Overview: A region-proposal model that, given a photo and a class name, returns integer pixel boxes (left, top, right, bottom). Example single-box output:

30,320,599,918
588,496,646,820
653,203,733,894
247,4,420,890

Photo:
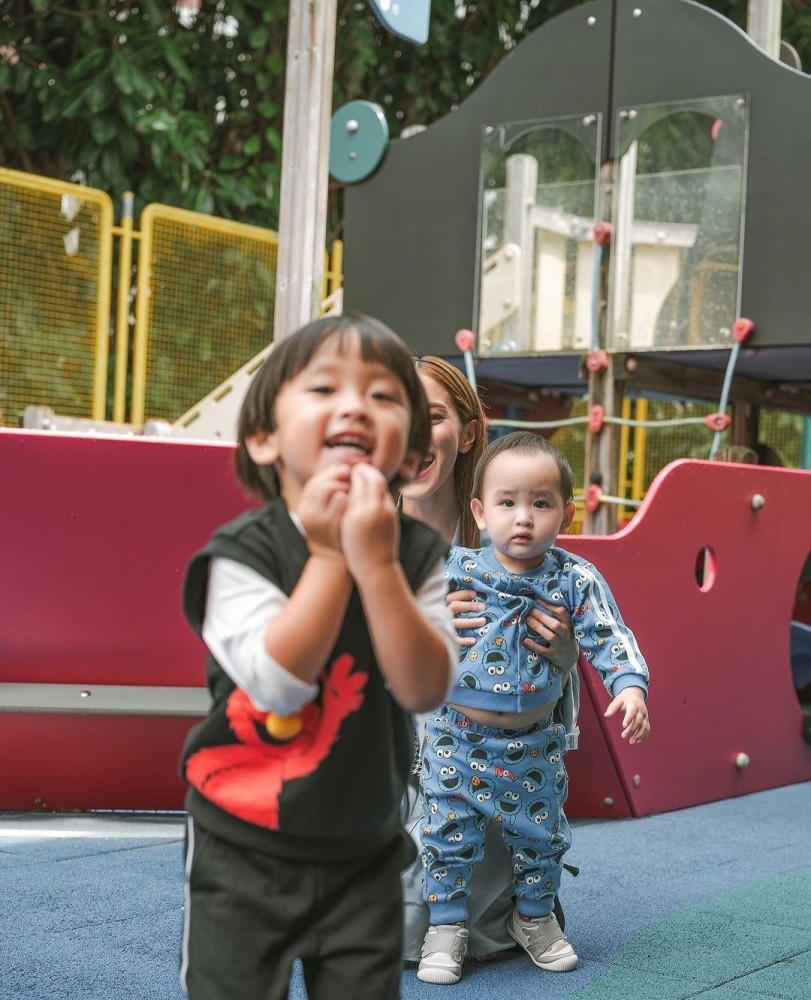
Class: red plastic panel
0,430,250,811
1,713,193,811
2,434,810,816
565,658,633,819
564,459,811,817
0,430,248,687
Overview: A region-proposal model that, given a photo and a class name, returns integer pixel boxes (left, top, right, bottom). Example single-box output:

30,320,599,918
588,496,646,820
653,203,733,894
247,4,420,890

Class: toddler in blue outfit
417,431,651,985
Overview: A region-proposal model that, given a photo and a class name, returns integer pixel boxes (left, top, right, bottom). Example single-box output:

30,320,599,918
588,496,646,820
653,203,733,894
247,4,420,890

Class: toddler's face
471,450,575,573
246,333,416,509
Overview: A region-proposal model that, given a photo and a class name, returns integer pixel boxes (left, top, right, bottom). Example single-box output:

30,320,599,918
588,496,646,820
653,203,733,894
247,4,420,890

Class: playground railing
0,167,344,430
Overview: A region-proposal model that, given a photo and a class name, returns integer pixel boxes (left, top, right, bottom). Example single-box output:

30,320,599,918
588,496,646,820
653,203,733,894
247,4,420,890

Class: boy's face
245,334,418,510
471,449,575,573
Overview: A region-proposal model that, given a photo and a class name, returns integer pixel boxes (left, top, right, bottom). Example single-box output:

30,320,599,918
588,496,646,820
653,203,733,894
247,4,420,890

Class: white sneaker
507,909,579,971
417,924,469,985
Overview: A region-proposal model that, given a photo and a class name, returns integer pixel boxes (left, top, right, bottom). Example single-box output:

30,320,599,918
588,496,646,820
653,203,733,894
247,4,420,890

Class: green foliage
1,1,809,232
0,0,574,230
0,0,287,226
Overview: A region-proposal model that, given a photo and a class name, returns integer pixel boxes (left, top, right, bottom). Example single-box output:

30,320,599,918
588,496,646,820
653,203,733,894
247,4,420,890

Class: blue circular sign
329,101,389,184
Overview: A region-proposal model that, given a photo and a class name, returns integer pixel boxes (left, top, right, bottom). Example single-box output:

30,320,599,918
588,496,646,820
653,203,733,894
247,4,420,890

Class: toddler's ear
470,497,487,532
245,431,280,466
559,501,577,535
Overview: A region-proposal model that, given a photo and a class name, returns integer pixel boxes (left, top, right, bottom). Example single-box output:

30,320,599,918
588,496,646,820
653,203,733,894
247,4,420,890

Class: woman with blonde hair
399,356,578,966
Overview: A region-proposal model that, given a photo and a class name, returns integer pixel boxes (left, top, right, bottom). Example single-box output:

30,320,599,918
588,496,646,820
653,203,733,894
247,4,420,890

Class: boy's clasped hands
298,461,400,572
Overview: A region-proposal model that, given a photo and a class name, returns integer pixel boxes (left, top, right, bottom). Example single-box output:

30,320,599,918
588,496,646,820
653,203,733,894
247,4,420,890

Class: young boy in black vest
179,312,458,1000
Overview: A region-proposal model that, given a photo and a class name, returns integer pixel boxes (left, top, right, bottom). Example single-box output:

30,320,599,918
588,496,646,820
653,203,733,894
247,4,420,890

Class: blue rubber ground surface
1,783,809,1000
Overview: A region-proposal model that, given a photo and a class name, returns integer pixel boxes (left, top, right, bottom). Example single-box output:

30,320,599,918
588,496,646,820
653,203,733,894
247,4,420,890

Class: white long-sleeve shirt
203,555,459,715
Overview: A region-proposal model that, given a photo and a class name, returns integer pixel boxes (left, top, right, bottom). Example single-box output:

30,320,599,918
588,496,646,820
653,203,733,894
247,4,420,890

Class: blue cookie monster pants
419,704,571,924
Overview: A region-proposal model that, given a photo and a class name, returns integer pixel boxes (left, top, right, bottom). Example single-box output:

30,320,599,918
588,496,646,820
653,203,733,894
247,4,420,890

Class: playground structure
343,0,811,527
2,432,809,817
2,0,811,814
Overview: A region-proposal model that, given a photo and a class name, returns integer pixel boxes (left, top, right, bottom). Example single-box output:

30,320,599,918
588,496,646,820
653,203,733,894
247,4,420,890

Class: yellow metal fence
0,168,113,423
0,167,343,428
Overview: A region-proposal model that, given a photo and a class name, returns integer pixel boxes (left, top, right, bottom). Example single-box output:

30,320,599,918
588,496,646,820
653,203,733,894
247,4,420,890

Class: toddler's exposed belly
448,699,557,729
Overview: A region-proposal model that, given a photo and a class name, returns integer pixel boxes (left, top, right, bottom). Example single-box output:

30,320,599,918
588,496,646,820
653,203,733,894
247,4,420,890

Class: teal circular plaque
329,101,389,184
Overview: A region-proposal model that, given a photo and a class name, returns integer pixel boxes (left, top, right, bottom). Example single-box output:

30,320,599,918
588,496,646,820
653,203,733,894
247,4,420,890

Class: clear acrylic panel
608,94,749,352
476,114,602,357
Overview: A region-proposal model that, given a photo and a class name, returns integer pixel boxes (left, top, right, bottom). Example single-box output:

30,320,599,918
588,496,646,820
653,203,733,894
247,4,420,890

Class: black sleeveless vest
180,498,447,861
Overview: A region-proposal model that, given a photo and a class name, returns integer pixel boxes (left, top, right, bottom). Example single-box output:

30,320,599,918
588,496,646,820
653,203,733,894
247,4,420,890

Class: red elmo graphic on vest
185,653,366,828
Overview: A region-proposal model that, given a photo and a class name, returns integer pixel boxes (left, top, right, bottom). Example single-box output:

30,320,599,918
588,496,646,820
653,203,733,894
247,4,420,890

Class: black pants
181,818,407,1000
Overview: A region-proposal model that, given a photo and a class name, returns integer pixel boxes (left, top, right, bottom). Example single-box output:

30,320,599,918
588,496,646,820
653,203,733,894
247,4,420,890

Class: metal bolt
633,7,642,17
735,752,750,769
80,690,92,698
346,118,359,133
587,16,596,26
633,774,641,787
751,494,765,511
603,797,614,807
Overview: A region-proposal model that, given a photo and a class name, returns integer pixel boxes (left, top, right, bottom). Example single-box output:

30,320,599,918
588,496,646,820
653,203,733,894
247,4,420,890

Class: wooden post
273,0,338,341
747,0,782,59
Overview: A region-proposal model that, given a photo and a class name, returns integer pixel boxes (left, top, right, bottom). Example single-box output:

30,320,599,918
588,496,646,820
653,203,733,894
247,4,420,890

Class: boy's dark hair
472,431,574,505
236,311,431,499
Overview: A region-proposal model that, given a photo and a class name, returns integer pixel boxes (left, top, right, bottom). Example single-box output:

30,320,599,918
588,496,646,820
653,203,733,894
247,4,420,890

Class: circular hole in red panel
694,545,716,592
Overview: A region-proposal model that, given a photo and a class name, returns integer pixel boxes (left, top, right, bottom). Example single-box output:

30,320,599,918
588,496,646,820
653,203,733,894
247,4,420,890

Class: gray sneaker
507,909,579,971
417,924,469,985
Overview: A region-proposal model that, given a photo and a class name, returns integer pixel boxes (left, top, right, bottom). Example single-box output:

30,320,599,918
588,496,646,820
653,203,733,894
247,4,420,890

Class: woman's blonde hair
415,356,487,547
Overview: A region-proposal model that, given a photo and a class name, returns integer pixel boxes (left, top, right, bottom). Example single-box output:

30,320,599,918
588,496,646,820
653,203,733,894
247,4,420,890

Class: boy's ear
244,431,279,466
458,419,479,455
559,501,577,535
470,497,487,531
398,448,422,484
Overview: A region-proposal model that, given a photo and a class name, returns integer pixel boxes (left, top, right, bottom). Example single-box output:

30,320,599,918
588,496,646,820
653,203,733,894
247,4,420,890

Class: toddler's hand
604,686,650,744
299,464,350,559
341,463,398,576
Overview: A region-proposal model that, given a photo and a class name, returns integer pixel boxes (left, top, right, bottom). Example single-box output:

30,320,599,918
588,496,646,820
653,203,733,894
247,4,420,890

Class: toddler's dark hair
472,431,574,505
236,312,431,499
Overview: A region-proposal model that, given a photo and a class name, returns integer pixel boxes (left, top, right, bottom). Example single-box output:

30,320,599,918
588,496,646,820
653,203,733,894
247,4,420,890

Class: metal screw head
346,118,359,133
603,796,614,807
751,493,766,511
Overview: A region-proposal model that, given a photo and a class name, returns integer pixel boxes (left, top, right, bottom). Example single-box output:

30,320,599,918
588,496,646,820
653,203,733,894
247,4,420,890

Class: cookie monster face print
504,738,529,766
542,728,565,766
437,763,463,791
469,775,495,803
526,797,551,826
434,732,460,759
495,789,522,824
521,767,547,794
467,745,493,772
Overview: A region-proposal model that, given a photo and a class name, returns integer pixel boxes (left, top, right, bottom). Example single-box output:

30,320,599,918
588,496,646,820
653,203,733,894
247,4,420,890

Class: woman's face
400,373,475,503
